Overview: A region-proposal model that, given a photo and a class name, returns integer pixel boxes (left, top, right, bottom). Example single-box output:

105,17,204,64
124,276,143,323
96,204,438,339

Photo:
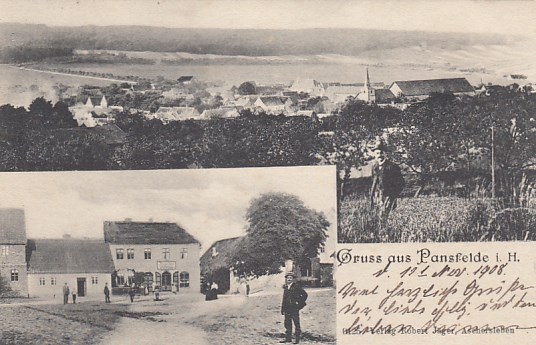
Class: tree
237,81,257,95
232,193,329,277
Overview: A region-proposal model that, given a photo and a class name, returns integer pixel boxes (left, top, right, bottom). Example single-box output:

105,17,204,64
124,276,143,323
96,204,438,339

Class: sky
0,0,535,36
0,166,336,252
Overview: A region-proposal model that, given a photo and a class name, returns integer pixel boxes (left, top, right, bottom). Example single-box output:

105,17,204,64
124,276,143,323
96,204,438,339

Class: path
9,65,137,85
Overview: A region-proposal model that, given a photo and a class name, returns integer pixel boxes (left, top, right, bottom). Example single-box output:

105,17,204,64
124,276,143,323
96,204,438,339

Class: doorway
77,278,86,297
161,271,171,291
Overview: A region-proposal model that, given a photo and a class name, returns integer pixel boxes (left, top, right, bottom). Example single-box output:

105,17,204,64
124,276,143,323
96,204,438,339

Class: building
0,209,28,297
26,239,114,299
253,96,293,114
356,68,376,104
201,108,240,120
289,79,325,97
104,221,201,293
151,107,201,123
200,235,333,295
389,78,475,100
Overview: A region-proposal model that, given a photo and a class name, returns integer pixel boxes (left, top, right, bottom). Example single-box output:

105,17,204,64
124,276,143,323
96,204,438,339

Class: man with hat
370,137,405,219
280,272,308,344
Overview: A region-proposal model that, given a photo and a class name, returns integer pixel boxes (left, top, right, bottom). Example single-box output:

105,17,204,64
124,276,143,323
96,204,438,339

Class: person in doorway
72,288,77,304
211,281,219,300
280,272,308,344
370,138,405,219
104,283,110,303
62,283,70,305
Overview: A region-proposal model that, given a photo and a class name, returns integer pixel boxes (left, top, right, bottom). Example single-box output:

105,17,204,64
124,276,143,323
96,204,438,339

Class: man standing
104,283,110,303
370,139,405,219
72,288,77,304
62,283,70,305
280,272,308,344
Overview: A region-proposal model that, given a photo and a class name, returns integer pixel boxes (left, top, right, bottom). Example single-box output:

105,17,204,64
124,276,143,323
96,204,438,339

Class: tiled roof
200,236,243,275
0,209,26,244
375,89,396,102
178,76,194,83
258,96,285,107
104,221,200,245
391,78,474,96
27,239,115,274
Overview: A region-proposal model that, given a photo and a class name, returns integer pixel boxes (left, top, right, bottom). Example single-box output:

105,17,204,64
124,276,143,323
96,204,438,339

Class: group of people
61,283,77,304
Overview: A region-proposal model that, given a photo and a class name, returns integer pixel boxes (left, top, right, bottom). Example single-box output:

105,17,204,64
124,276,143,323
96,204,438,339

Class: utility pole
491,125,496,200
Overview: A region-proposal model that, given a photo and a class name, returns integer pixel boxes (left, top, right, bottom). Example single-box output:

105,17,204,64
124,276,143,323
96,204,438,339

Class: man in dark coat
104,283,110,303
280,272,308,344
62,283,70,305
370,139,405,219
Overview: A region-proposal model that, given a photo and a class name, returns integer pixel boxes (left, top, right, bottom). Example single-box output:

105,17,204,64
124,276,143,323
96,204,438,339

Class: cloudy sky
0,0,534,36
0,166,336,251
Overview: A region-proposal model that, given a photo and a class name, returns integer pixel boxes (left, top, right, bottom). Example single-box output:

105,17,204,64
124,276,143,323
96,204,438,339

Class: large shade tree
232,193,329,277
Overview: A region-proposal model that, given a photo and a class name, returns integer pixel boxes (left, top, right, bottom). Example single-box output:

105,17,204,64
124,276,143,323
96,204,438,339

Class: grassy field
0,301,129,344
339,195,536,243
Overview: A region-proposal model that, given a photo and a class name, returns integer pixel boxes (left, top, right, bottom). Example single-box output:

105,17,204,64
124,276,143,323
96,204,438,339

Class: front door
77,278,86,297
161,271,171,291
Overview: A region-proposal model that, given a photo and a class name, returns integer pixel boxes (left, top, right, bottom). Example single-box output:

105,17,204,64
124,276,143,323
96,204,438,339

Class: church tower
364,67,376,103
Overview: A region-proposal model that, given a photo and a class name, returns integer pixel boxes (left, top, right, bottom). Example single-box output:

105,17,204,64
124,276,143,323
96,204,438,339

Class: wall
108,243,201,293
28,273,112,300
0,244,28,296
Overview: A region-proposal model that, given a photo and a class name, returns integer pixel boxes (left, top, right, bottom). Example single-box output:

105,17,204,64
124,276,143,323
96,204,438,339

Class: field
1,288,335,345
339,195,536,243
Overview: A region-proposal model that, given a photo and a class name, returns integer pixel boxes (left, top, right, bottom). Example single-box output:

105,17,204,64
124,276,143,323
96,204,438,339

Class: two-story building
0,209,28,296
104,221,201,293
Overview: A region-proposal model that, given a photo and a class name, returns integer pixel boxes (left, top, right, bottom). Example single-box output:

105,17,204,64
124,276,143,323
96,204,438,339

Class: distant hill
0,23,521,58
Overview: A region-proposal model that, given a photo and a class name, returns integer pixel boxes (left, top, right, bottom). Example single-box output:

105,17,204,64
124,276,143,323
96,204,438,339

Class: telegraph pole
491,125,496,200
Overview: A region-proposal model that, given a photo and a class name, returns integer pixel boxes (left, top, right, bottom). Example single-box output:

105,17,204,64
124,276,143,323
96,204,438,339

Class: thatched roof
200,236,243,275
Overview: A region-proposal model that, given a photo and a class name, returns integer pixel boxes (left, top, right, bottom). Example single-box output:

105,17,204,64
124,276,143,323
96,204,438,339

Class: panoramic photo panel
0,166,337,344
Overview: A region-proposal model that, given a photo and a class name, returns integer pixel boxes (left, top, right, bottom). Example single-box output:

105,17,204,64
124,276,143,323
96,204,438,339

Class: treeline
0,46,73,63
1,87,535,206
0,23,518,58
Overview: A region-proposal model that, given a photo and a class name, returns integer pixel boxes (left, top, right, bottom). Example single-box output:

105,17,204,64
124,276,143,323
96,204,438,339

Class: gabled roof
257,96,286,107
375,88,396,102
200,236,243,275
0,208,26,244
104,221,200,245
390,78,474,96
177,76,194,83
26,239,115,274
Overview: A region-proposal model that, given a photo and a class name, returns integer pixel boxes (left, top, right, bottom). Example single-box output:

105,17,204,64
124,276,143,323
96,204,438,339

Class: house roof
26,239,115,274
201,108,239,119
200,236,244,275
257,96,286,107
290,79,324,91
0,208,26,244
375,88,396,103
178,76,194,83
104,221,200,245
155,107,201,121
390,78,474,96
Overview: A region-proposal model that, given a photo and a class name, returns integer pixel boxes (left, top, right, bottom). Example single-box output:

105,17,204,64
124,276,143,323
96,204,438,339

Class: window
116,248,124,260
179,271,189,288
11,269,18,282
155,272,161,287
51,277,57,285
319,245,325,253
92,276,98,285
127,248,134,259
163,248,170,259
116,274,126,286
39,277,46,286
181,248,188,259
144,248,151,260
1,245,8,256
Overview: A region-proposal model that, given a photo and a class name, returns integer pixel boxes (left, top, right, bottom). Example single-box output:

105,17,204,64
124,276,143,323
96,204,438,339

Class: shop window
116,248,124,260
179,271,189,288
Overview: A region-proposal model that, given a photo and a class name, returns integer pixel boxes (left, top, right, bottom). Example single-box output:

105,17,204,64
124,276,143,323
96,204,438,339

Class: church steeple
363,67,375,103
365,67,371,88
